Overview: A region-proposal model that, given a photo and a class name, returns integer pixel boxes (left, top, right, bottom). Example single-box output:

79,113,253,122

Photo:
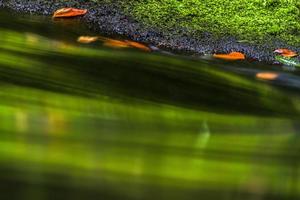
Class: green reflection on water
0,9,300,200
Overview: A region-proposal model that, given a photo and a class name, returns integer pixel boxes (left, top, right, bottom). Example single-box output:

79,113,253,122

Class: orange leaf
213,52,245,60
53,8,87,18
256,72,279,80
103,39,130,48
77,36,98,44
274,48,297,58
125,40,151,52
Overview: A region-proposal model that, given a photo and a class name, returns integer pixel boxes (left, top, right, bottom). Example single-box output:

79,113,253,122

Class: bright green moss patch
115,0,300,44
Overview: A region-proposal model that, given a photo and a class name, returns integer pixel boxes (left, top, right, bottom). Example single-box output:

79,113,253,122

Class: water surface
0,9,300,200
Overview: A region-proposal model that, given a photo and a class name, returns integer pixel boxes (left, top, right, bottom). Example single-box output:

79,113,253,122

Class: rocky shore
1,0,299,64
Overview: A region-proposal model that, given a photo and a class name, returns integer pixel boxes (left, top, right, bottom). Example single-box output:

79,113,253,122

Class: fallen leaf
256,72,279,80
53,8,87,18
97,36,111,42
213,52,245,60
125,40,151,52
274,48,297,58
97,36,151,51
77,36,98,43
103,39,130,48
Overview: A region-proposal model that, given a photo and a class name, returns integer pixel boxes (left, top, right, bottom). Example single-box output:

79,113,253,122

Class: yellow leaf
77,36,98,44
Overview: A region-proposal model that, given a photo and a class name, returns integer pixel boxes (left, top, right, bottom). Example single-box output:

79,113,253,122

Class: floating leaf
53,8,87,18
256,72,279,80
275,55,300,67
125,40,151,52
213,52,245,60
77,36,98,44
274,48,297,58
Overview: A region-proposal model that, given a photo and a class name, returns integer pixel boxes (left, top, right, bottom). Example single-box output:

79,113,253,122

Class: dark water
1,9,300,200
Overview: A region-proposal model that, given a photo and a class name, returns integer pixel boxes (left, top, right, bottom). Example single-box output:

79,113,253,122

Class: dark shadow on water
0,47,298,117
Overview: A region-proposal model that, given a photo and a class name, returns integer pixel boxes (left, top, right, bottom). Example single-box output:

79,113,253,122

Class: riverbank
1,0,299,64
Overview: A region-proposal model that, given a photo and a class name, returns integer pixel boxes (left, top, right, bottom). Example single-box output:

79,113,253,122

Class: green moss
111,0,300,45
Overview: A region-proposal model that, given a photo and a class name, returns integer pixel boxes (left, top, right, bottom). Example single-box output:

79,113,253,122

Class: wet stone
1,0,299,64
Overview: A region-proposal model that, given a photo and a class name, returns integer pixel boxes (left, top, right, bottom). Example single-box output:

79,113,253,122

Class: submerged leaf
275,55,300,67
89,36,151,51
53,8,88,18
125,40,151,52
213,52,245,60
103,39,130,48
274,48,297,58
256,72,279,80
77,36,98,44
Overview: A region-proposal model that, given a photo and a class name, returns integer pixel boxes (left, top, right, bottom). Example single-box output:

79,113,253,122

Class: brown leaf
53,8,88,18
213,52,245,60
274,48,297,58
125,40,151,52
97,37,150,51
103,39,130,48
77,36,98,44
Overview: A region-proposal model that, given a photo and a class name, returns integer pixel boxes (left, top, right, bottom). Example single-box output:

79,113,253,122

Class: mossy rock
98,0,300,45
